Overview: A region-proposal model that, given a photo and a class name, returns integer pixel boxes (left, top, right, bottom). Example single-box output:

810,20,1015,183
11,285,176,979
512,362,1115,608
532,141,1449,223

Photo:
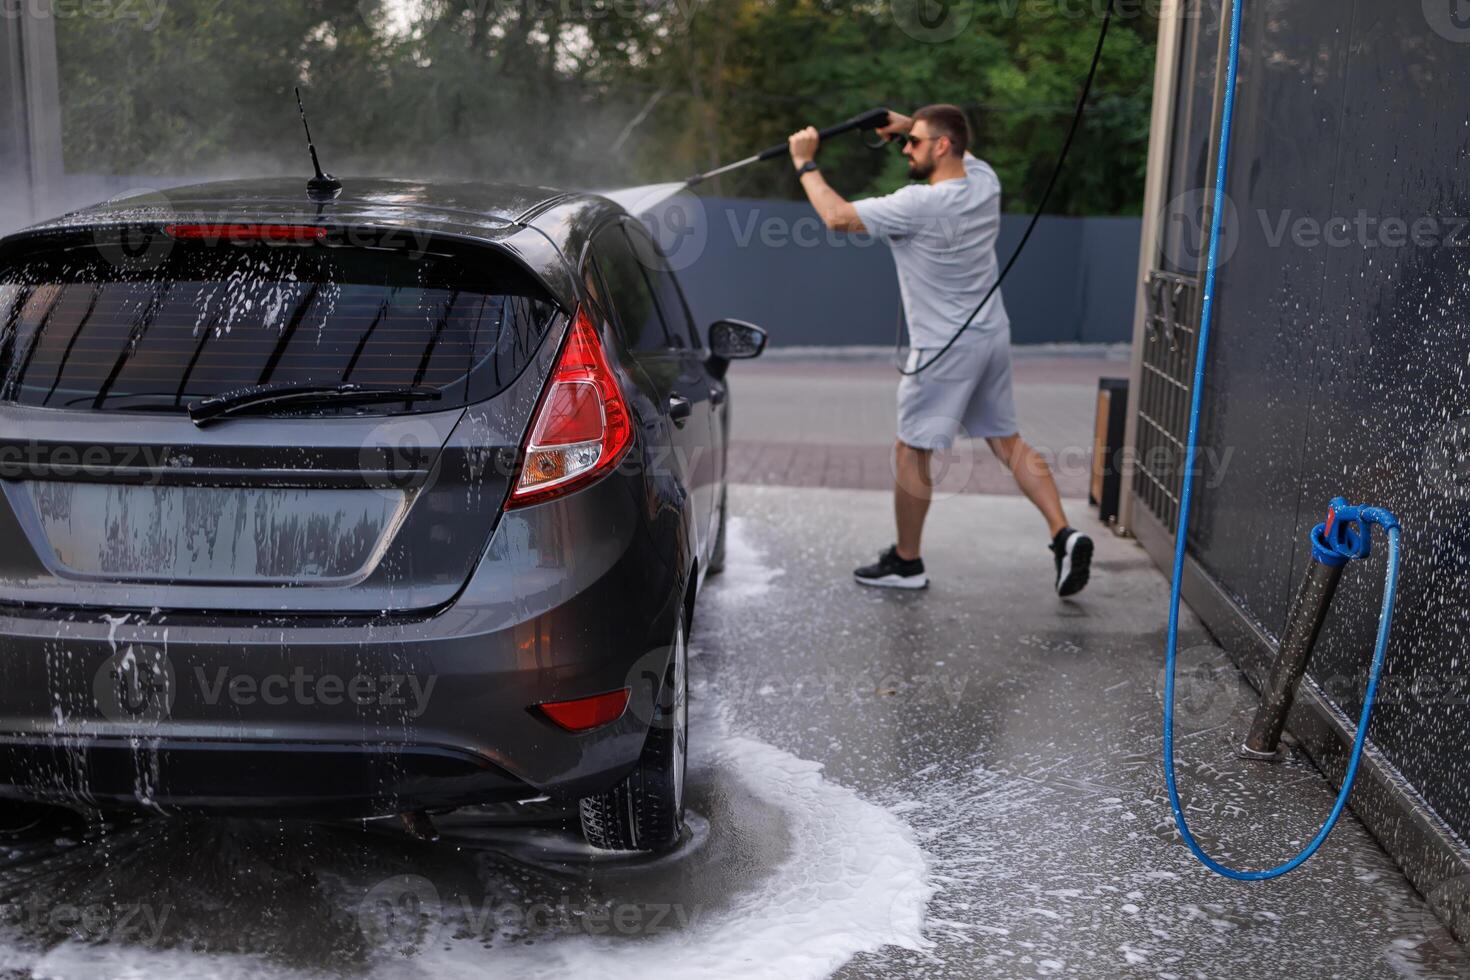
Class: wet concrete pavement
713,353,1466,976
710,487,1467,978
0,353,1461,977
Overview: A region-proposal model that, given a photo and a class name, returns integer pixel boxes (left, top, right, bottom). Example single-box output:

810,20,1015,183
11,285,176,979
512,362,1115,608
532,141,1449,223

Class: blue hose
1161,0,1404,880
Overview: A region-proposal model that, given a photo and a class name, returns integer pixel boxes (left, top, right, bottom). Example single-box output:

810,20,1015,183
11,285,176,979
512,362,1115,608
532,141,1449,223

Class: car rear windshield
0,239,561,415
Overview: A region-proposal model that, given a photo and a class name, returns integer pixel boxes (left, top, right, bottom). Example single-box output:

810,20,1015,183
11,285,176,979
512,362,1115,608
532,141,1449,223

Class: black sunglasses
901,134,943,148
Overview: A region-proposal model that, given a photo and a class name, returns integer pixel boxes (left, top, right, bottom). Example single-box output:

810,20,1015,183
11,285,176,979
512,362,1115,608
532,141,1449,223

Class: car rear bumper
0,735,538,815
0,473,687,816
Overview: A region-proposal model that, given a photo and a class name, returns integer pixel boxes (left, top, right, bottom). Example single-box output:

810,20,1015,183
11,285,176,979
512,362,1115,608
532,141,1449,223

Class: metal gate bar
1133,270,1200,531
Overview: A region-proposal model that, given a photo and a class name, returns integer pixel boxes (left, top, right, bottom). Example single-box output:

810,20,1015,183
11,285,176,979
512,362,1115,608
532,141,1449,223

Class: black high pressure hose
895,0,1116,376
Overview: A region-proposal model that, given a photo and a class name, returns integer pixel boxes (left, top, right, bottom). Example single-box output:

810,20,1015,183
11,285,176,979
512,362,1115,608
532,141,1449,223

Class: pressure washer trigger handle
841,107,893,133
755,108,895,163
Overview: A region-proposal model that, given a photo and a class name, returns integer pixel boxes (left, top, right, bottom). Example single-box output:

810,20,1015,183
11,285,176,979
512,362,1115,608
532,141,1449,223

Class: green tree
55,0,1156,215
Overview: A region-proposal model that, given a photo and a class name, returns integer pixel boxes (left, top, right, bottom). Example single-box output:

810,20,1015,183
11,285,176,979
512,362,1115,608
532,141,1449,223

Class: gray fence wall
673,197,1140,346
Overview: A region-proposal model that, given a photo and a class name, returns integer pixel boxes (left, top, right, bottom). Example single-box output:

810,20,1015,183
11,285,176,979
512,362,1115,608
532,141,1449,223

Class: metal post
1239,559,1344,760
1119,0,1187,536
0,0,63,233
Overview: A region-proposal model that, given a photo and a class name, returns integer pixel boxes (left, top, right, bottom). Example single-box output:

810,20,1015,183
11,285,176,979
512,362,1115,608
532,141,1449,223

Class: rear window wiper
187,383,443,427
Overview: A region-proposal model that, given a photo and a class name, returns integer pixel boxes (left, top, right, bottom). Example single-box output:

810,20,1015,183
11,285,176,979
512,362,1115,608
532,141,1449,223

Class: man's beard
907,158,934,181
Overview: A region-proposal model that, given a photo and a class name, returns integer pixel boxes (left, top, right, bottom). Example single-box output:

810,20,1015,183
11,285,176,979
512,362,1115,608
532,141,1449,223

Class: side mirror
708,319,768,361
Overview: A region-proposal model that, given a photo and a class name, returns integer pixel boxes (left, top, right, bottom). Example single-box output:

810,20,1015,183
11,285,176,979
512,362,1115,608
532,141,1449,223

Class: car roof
2,177,630,309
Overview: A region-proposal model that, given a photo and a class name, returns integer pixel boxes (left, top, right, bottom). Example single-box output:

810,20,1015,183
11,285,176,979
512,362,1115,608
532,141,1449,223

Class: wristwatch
795,160,820,177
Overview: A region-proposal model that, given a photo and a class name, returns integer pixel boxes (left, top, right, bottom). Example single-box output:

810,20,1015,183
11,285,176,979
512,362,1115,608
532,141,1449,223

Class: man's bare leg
894,439,933,560
987,434,1067,537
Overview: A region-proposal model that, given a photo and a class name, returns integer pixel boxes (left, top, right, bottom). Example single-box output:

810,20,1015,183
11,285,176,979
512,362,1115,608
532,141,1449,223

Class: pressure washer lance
682,108,893,187
1237,499,1399,763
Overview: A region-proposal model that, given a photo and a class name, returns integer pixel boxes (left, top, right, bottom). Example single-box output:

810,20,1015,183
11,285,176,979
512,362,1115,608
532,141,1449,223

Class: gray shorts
897,331,1018,450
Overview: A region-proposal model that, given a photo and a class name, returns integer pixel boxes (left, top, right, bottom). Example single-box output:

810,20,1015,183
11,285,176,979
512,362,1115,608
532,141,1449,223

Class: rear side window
626,226,700,350
591,225,671,354
0,241,560,414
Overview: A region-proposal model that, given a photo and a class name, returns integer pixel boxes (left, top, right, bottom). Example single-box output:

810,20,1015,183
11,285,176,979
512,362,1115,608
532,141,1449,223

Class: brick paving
726,350,1127,499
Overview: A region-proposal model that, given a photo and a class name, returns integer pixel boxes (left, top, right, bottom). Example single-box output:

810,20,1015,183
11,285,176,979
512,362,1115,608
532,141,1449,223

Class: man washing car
787,105,1093,596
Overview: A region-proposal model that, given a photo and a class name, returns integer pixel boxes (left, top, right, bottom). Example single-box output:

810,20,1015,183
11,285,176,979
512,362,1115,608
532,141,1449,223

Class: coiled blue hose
1161,0,1404,880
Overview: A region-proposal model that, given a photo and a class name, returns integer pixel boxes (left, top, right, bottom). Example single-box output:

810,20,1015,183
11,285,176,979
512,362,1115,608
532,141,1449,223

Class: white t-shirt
852,153,1009,350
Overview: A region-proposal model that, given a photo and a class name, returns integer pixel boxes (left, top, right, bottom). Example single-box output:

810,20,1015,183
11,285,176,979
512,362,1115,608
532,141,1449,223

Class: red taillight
536,688,631,732
162,223,328,243
530,380,604,446
507,307,633,507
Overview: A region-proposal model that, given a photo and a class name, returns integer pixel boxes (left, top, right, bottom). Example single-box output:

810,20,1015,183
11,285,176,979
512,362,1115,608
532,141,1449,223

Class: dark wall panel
1189,0,1355,640
644,197,1141,347
1289,0,1470,839
1190,0,1470,844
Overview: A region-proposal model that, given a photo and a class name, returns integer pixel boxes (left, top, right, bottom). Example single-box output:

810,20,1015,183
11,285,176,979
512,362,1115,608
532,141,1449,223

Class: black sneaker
854,546,929,590
1051,527,1093,596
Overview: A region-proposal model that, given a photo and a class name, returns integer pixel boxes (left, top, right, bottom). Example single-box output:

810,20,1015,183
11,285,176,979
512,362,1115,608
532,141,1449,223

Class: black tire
0,801,75,840
579,615,688,852
707,491,728,576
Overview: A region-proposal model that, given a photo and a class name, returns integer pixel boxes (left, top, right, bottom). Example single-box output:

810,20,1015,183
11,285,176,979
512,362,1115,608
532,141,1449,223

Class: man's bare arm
801,169,866,232
786,111,914,233
786,125,865,232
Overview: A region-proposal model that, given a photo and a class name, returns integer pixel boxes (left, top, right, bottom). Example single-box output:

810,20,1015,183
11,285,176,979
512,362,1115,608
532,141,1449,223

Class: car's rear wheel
579,614,688,852
0,801,76,840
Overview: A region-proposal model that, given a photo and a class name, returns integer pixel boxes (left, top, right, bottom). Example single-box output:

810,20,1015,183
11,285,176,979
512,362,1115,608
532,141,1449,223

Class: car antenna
294,86,342,202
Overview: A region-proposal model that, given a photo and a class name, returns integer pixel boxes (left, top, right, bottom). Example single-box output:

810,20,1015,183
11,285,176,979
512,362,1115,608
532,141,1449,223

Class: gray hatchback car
0,178,765,851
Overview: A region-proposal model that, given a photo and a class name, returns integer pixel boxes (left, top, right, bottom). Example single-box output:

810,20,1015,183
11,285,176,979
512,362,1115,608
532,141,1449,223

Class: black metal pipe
1239,558,1344,760
684,108,892,186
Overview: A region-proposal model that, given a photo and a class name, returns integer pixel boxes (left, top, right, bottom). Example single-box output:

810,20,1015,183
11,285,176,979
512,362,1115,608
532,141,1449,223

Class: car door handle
709,386,727,406
668,395,692,427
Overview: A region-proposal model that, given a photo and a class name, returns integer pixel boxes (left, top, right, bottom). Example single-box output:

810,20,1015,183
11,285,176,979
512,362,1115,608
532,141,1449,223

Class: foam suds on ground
391,730,931,980
712,517,786,601
0,520,930,980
